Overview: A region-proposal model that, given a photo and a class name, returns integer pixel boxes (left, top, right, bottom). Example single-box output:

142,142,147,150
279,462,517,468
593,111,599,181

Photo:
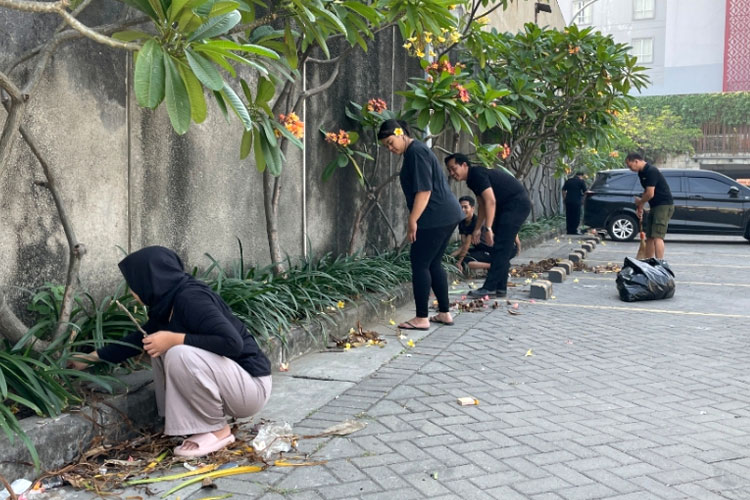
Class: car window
604,175,637,190
664,176,681,193
687,177,733,195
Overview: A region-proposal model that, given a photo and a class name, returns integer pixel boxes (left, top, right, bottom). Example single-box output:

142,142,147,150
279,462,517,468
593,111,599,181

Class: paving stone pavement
42,234,750,499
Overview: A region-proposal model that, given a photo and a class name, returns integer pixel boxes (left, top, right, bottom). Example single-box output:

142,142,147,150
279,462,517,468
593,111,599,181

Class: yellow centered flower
393,128,404,136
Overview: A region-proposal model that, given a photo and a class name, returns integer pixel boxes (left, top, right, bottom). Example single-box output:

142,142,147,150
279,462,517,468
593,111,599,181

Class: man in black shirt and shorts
445,153,531,298
625,153,674,260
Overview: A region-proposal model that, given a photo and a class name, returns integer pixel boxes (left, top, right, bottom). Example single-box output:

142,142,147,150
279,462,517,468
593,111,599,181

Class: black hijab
118,246,192,323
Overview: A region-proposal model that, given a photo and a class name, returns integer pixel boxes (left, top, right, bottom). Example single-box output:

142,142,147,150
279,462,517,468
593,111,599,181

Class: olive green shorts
644,204,674,239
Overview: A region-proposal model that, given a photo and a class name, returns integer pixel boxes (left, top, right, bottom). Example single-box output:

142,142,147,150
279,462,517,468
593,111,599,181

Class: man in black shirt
625,153,675,259
445,153,531,298
562,172,587,234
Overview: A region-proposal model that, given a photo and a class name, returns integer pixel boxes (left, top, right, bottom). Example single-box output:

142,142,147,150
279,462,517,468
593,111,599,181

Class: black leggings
410,223,457,318
483,200,532,292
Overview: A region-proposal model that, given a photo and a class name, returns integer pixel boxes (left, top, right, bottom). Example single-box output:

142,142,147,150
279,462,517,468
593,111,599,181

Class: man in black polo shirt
445,153,531,298
562,172,587,234
625,153,674,259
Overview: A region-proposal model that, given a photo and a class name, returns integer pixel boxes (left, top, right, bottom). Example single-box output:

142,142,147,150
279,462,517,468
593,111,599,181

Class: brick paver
57,235,750,499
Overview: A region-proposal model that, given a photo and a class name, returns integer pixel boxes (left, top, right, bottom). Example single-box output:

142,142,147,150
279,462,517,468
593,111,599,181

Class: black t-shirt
457,215,494,253
638,163,673,207
466,166,529,211
400,140,463,229
562,176,587,204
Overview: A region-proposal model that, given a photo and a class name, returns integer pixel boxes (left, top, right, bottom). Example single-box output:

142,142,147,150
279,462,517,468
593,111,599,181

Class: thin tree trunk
20,124,86,342
263,169,283,274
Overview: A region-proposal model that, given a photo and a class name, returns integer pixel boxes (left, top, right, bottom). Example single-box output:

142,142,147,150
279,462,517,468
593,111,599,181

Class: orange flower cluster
609,151,619,158
498,143,511,160
427,60,465,76
568,45,580,55
279,112,304,139
366,98,388,113
451,82,470,103
324,129,351,147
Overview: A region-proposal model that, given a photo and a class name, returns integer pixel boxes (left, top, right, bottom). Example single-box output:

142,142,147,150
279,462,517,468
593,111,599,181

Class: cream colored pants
151,345,272,436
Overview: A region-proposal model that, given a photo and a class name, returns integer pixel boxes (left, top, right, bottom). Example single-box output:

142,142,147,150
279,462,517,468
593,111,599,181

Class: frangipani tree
459,23,650,180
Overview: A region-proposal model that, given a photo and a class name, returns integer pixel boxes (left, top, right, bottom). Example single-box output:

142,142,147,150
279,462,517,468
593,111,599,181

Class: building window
631,37,653,63
633,0,655,20
572,0,592,25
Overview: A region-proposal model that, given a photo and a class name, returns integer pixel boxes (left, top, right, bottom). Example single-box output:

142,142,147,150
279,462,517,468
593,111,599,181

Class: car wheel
607,214,637,242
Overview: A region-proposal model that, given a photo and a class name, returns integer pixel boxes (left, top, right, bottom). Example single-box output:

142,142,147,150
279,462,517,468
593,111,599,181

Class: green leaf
168,0,192,21
199,40,280,60
193,47,237,77
321,157,338,181
187,10,241,41
178,62,207,123
209,1,240,17
221,83,253,131
212,90,229,122
112,30,152,42
253,127,266,172
255,77,275,105
133,39,165,108
240,129,253,159
185,49,224,91
163,55,191,134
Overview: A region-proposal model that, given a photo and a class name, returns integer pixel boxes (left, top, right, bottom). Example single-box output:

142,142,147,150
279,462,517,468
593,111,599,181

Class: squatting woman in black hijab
71,246,271,457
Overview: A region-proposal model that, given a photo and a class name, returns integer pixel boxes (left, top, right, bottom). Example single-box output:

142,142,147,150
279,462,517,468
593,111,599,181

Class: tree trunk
263,169,284,275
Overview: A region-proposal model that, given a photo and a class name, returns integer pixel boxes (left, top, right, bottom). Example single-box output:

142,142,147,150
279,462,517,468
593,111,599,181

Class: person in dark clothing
378,119,464,329
562,172,587,234
451,195,520,274
70,246,272,457
626,153,674,259
445,153,531,298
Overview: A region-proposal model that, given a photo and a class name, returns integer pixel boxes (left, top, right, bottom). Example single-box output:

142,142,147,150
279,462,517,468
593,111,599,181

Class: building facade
557,0,745,96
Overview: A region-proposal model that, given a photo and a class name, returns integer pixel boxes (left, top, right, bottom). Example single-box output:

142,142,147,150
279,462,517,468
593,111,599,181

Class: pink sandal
174,432,235,457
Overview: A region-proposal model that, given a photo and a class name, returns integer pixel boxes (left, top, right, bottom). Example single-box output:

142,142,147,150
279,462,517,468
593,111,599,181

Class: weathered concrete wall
0,3,563,314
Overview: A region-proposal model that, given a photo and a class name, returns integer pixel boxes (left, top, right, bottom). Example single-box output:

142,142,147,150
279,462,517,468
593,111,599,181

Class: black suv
584,169,750,241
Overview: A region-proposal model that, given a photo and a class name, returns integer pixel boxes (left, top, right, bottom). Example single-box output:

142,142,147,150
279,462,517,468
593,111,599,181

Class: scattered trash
162,466,263,498
0,478,32,500
508,308,522,316
274,459,327,467
525,349,534,357
457,397,479,406
305,419,367,438
431,471,439,480
252,422,295,460
279,362,289,372
333,321,386,349
510,259,558,278
573,278,579,283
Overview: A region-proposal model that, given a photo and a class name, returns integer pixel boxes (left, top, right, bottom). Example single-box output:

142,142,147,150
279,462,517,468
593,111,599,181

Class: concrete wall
0,3,561,312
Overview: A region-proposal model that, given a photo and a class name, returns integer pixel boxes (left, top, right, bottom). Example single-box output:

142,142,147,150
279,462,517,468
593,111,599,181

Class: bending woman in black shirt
71,246,272,457
378,120,464,329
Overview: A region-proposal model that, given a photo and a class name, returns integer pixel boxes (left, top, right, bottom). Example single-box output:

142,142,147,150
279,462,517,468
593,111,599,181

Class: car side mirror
729,185,740,197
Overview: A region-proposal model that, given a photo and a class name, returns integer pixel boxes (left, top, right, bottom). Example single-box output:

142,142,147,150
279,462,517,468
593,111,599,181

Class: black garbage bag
616,257,675,302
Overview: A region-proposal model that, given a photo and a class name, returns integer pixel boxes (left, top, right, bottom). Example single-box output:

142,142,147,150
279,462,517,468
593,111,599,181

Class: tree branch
0,0,140,51
0,71,26,174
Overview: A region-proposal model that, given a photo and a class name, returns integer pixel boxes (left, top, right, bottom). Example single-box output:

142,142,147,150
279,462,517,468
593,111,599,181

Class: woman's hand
407,218,418,243
68,352,99,370
143,331,185,358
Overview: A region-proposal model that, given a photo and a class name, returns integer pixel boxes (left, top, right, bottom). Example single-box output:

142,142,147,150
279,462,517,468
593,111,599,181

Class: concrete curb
1,225,565,482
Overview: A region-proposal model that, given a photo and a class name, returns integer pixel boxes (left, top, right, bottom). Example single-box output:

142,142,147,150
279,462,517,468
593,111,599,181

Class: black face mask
118,246,190,322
